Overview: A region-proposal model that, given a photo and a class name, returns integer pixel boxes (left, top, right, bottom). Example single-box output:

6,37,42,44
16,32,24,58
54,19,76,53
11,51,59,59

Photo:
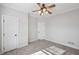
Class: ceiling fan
32,3,56,15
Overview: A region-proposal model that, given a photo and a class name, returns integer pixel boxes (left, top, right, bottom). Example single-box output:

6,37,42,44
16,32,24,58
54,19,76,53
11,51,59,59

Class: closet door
2,15,18,52
37,22,46,40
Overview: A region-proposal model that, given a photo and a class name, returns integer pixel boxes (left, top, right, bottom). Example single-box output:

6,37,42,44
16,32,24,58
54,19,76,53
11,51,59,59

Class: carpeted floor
2,39,79,55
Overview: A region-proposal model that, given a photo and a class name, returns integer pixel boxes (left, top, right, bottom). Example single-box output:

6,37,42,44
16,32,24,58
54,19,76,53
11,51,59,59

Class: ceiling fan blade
37,3,41,7
48,4,56,8
32,9,41,12
47,10,52,14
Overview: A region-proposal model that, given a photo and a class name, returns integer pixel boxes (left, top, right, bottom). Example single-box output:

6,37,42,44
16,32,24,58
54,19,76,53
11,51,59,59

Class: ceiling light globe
41,13,44,15
45,11,48,14
38,11,41,13
43,8,46,12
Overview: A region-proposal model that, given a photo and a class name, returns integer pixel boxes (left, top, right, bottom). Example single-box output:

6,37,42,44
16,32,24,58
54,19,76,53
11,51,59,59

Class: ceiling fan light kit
45,11,48,14
33,3,56,16
39,9,48,15
43,8,46,12
38,10,41,13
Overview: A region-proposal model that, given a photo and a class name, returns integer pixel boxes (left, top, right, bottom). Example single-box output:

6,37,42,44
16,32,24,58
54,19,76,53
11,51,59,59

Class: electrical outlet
68,41,75,45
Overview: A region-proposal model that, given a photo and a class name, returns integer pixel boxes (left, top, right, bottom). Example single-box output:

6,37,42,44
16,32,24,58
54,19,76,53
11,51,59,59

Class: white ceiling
1,3,79,17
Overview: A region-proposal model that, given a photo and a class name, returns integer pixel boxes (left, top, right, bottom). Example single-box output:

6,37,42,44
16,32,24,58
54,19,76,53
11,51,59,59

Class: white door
37,22,45,39
2,15,18,52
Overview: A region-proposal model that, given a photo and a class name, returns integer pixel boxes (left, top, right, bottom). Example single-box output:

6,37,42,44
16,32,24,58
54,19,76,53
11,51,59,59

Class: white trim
1,15,4,53
16,16,19,49
45,39,79,50
29,39,38,43
49,7,79,18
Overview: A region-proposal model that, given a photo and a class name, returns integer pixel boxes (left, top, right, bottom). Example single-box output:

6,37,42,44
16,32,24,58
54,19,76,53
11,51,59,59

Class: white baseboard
45,39,79,50
29,39,39,42
18,43,28,48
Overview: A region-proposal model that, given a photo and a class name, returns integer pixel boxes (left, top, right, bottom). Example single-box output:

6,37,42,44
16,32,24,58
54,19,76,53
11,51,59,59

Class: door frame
1,15,4,53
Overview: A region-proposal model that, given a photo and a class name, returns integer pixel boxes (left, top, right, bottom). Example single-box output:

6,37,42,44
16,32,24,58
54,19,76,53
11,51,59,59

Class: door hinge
3,33,5,36
3,19,5,23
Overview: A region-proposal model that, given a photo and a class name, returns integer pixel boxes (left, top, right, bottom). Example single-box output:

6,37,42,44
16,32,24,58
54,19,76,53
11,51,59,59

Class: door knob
14,34,17,36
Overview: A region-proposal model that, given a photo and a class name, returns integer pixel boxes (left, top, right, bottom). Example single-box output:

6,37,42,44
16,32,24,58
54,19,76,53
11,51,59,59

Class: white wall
28,15,46,42
28,15,37,42
18,15,28,48
0,14,2,50
46,8,79,49
0,5,28,49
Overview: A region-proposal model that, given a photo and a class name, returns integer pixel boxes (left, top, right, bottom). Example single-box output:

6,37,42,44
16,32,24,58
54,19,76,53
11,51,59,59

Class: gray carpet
2,39,79,55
